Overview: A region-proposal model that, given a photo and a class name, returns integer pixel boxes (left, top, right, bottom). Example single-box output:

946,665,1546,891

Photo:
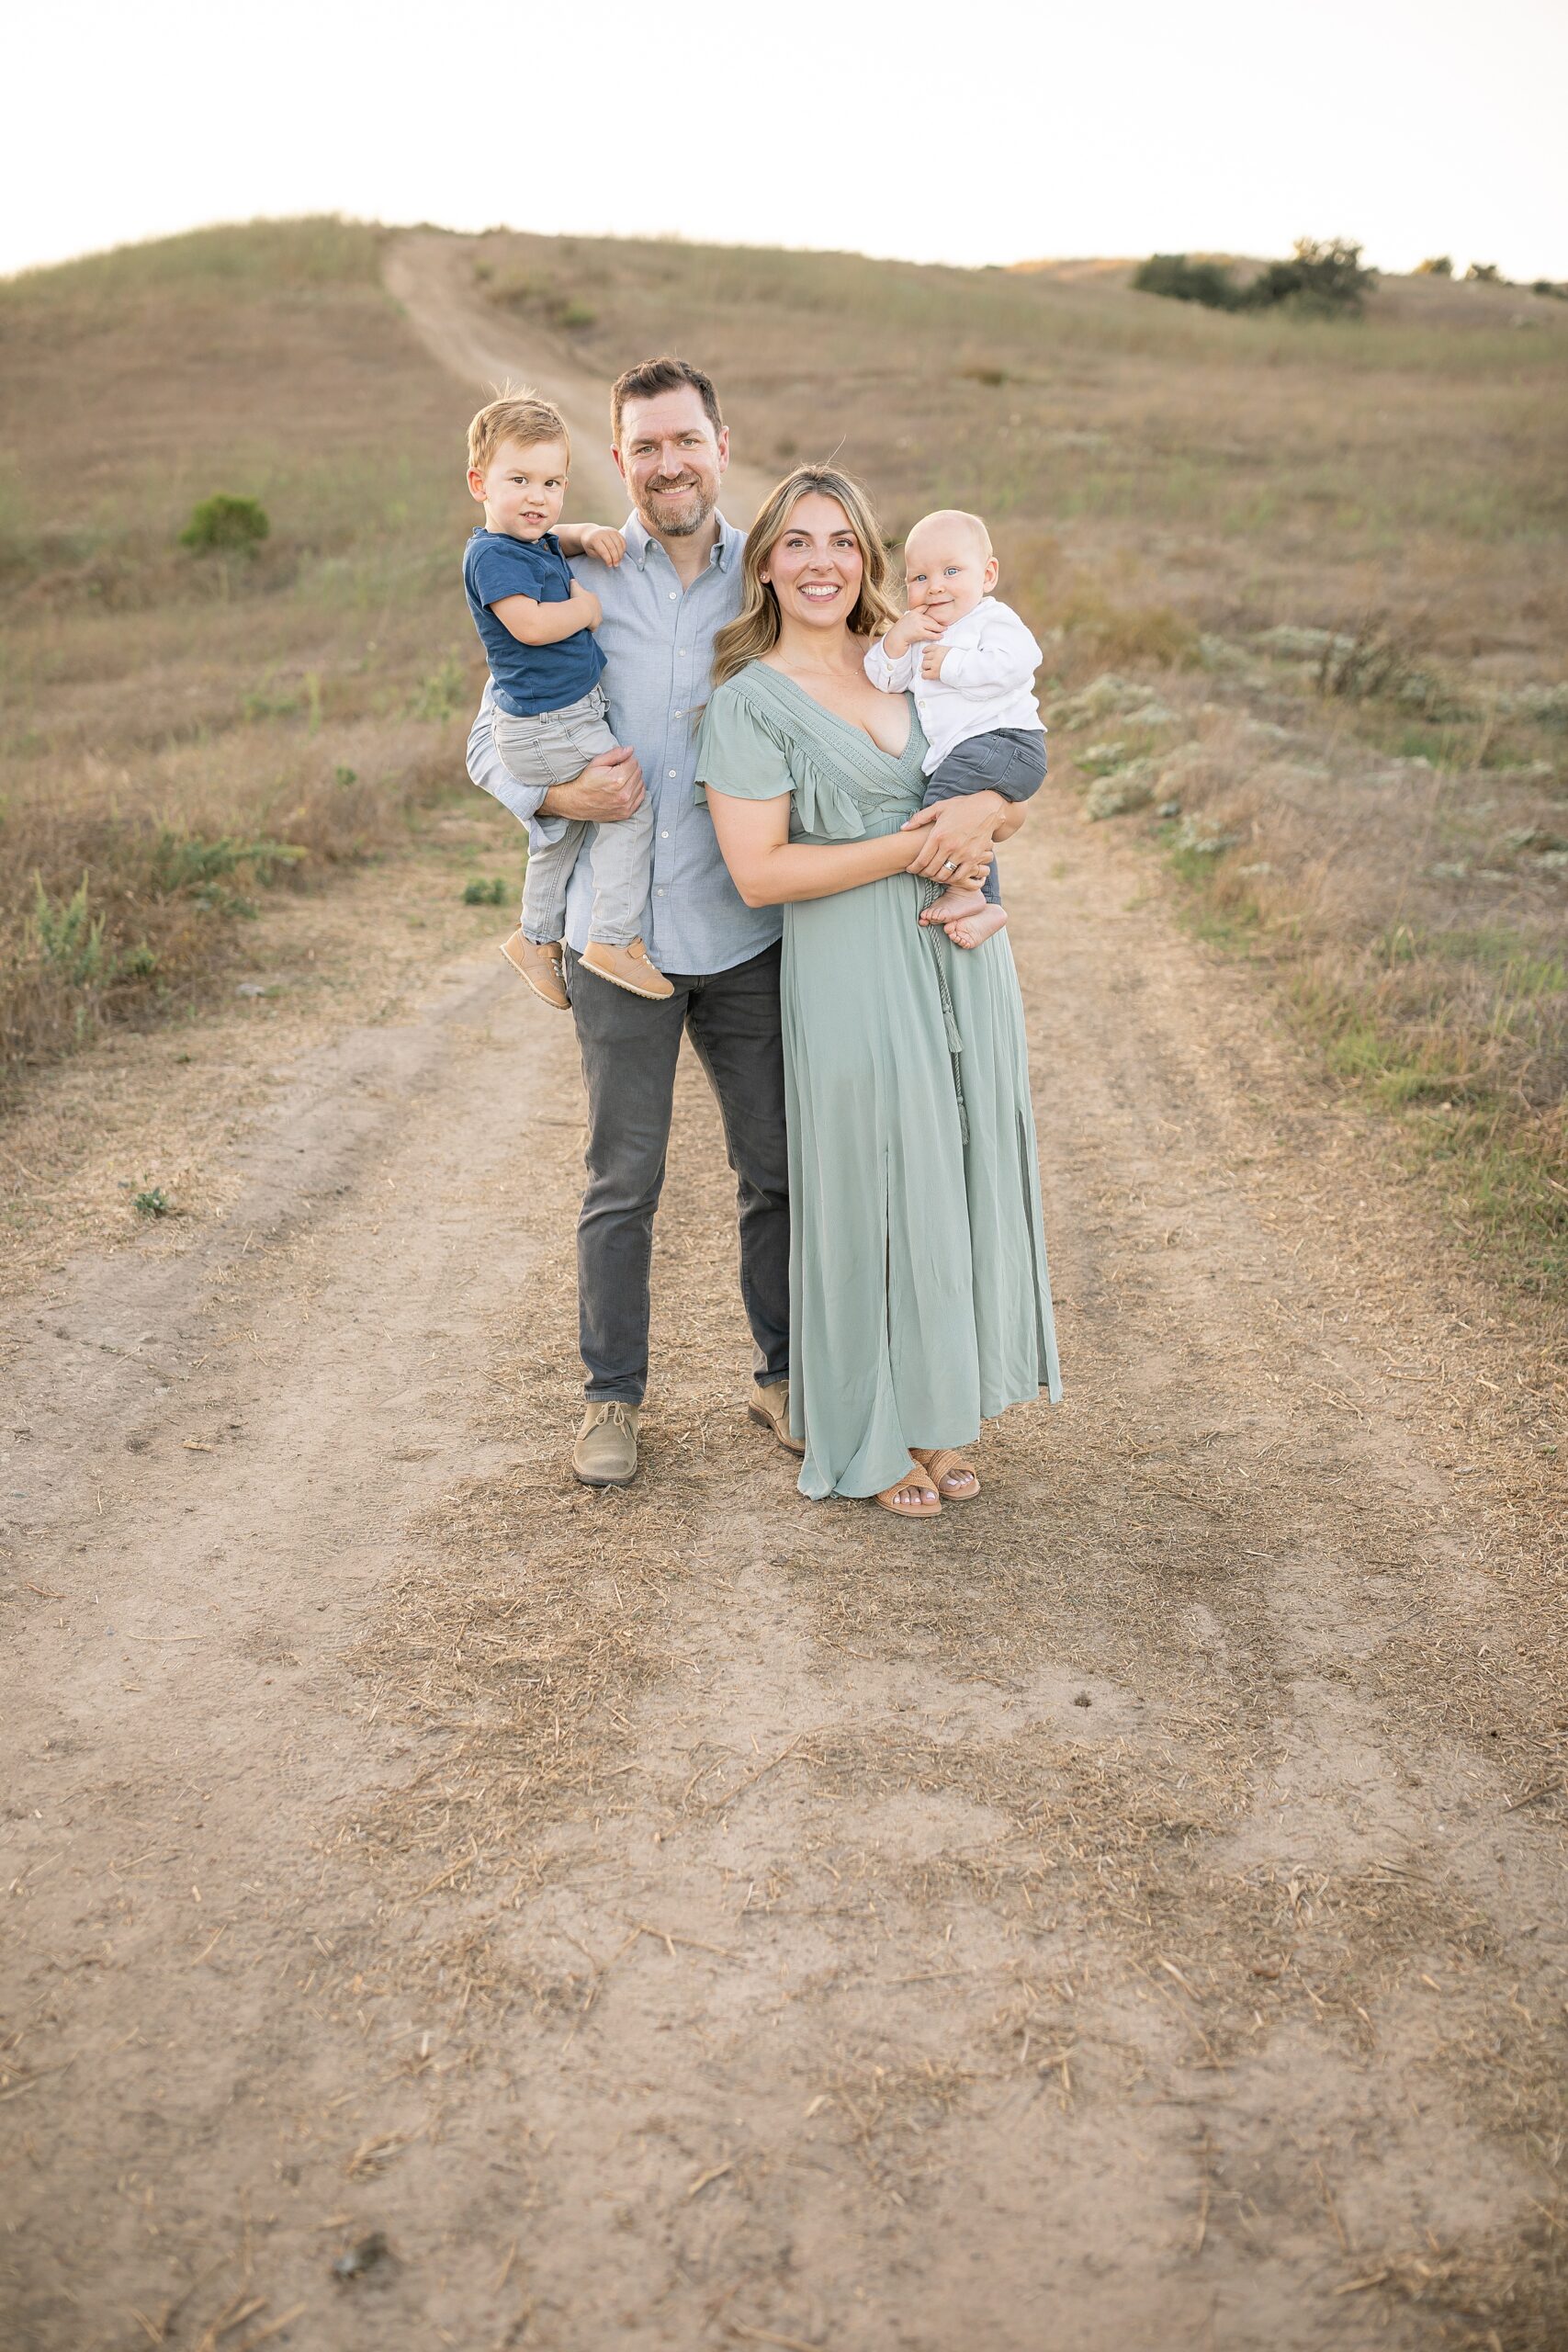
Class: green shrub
133,1187,171,1217
1416,255,1454,277
1465,262,1503,284
1132,254,1243,311
462,876,509,905
1134,238,1373,320
179,492,270,553
1248,237,1375,317
31,874,110,985
1529,278,1567,300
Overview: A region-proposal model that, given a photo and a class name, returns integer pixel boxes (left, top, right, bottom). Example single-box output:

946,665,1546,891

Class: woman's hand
900,790,1007,881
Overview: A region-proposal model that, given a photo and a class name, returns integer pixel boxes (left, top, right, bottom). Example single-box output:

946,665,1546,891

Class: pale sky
6,0,1566,283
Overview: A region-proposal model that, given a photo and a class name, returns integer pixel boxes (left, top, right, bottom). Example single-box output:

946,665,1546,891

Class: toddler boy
864,509,1046,948
464,392,671,1005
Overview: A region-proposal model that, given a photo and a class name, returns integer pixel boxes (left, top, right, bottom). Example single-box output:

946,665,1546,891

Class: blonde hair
712,467,898,688
467,390,570,475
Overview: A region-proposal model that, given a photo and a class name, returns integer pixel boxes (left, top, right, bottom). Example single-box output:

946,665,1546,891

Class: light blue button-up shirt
464,509,783,977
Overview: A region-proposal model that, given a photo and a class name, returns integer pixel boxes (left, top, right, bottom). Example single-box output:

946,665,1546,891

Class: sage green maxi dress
695,660,1061,1502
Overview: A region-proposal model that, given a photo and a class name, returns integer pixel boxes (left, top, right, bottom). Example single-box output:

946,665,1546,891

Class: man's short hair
467,391,569,475
611,356,724,447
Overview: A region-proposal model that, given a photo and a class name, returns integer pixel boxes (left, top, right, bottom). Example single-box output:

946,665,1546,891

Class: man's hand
580,525,626,567
539,745,645,824
569,579,604,630
899,790,1007,880
883,608,945,660
919,643,950,680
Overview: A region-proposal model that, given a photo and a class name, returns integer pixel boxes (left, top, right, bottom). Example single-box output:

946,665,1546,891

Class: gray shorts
493,685,655,947
923,727,1047,908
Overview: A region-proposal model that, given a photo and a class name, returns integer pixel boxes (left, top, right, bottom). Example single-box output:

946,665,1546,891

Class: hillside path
3,234,1564,2352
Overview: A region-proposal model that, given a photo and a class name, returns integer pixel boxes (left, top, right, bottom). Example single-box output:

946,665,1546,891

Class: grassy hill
0,219,480,1089
2,217,1565,1295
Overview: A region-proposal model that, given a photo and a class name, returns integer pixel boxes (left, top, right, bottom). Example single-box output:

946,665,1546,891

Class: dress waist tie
919,884,968,1145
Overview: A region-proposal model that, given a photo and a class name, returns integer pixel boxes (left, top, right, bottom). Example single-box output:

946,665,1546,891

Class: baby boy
864,510,1046,947
464,391,671,1007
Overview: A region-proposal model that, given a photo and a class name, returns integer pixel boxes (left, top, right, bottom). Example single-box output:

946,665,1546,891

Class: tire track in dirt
2,235,1564,2352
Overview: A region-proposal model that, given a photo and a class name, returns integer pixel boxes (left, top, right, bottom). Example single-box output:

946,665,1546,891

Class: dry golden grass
4,215,1565,1295
472,226,1568,1296
0,218,484,1091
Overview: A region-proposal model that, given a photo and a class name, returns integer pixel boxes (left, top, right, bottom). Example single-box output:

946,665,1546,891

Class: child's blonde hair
467,390,570,475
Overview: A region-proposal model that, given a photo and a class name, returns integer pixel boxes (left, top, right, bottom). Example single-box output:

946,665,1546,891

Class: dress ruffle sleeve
695,678,866,841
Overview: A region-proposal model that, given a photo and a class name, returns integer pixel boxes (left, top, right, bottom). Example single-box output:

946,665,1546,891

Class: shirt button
668,591,677,600
660,830,670,839
656,887,665,896
668,770,677,779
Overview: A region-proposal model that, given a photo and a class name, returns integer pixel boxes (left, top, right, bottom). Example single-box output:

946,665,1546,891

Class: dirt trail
3,235,1565,2352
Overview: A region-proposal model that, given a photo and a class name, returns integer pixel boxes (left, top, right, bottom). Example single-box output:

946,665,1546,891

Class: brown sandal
875,1464,942,1519
909,1447,981,1501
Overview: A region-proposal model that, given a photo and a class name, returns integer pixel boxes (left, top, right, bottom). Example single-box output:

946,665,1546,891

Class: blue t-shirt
462,528,606,718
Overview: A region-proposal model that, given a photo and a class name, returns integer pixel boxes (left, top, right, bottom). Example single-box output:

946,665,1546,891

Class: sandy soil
3,237,1565,2352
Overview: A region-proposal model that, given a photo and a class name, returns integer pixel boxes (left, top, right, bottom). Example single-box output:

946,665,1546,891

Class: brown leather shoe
748,1378,805,1457
580,936,674,1001
501,931,570,1009
572,1400,640,1487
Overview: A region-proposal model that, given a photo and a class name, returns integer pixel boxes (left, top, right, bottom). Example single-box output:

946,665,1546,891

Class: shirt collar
624,510,741,572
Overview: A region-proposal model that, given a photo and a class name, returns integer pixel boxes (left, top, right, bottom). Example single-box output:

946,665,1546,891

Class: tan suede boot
580,936,674,1001
500,931,570,1010
572,1400,640,1487
748,1378,805,1457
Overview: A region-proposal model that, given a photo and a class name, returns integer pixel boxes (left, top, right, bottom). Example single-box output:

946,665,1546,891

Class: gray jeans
493,686,655,946
923,726,1048,907
565,941,790,1404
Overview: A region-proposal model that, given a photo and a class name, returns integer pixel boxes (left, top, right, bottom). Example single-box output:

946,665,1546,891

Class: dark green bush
1134,238,1373,320
1131,254,1244,311
1248,238,1375,316
179,492,270,552
1465,261,1503,284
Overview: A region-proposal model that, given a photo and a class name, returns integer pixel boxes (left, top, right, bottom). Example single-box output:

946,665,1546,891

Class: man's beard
641,475,716,537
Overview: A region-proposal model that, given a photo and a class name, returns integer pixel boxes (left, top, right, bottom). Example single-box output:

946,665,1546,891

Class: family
463,358,1061,1519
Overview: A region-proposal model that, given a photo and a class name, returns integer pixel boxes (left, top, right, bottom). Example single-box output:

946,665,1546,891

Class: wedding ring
942,858,957,871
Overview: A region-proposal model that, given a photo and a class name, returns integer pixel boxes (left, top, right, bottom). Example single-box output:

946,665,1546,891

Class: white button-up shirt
863,596,1045,777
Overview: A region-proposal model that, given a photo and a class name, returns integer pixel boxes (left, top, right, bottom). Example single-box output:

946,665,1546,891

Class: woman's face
761,493,864,634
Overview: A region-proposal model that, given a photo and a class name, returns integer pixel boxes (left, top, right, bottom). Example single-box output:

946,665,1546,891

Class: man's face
614,388,728,538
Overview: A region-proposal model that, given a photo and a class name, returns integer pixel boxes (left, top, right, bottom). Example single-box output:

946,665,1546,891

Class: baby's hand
580,525,626,568
885,608,945,659
570,580,604,630
919,643,950,680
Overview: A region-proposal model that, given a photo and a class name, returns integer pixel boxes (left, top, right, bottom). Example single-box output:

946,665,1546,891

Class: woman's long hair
712,467,898,688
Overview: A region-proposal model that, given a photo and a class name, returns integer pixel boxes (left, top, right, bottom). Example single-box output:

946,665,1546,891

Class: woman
695,468,1061,1519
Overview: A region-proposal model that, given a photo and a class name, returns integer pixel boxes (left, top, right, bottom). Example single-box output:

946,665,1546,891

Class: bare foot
944,904,1009,950
920,883,987,927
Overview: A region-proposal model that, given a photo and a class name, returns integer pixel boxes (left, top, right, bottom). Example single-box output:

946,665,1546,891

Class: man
466,357,795,1489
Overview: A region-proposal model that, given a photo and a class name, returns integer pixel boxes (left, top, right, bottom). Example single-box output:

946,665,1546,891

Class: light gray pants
493,686,654,947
